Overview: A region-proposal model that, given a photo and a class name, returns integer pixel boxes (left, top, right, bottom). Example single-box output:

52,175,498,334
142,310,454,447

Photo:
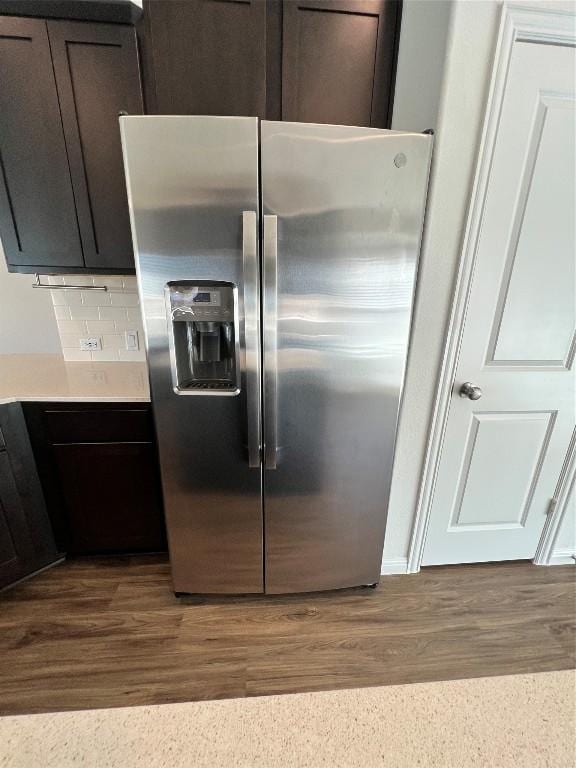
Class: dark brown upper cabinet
282,0,400,128
142,0,270,117
0,1,143,24
141,0,400,127
49,21,143,271
0,15,143,274
0,17,83,269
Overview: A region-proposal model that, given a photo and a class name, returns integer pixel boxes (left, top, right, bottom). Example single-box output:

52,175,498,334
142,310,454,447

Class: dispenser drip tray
179,380,235,391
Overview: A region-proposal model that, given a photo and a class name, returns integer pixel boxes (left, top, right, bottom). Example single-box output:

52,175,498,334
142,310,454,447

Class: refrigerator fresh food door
261,121,432,593
121,116,263,594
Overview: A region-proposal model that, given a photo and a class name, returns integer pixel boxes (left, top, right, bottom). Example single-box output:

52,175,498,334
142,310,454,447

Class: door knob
459,382,483,401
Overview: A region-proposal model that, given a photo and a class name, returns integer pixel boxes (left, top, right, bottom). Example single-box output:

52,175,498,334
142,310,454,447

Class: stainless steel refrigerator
120,116,432,595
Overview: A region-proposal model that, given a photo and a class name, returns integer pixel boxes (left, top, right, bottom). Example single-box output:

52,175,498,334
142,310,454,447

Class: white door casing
415,8,576,567
534,426,576,566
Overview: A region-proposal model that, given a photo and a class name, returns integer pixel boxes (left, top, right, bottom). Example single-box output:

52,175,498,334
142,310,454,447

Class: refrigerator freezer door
121,116,263,594
261,121,432,593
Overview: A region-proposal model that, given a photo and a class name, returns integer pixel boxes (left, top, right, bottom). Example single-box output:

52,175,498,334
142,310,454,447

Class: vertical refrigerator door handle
263,214,278,470
242,211,261,468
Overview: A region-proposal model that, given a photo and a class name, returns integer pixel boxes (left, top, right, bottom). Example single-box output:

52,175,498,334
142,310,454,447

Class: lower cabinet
0,403,60,589
24,402,167,555
53,442,165,553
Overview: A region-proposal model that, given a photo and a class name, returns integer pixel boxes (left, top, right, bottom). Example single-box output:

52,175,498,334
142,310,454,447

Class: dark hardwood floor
0,556,574,715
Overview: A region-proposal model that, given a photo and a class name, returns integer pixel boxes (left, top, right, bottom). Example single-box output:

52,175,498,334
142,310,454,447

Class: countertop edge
0,396,152,405
0,355,151,405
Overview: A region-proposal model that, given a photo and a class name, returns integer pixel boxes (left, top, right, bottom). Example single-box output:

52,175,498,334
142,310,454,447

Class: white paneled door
423,41,576,565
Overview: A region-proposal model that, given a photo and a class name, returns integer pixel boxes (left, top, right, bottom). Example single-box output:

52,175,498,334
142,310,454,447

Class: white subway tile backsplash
70,306,101,320
60,276,96,288
92,276,124,289
50,288,82,307
57,319,88,334
51,292,67,306
86,320,116,334
60,290,83,305
81,289,112,306
99,306,129,321
113,320,142,332
126,308,143,322
53,305,71,320
102,334,124,350
110,291,140,307
49,274,142,364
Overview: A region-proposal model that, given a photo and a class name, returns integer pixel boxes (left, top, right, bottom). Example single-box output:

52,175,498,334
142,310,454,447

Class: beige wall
382,0,501,569
384,0,576,570
0,240,61,354
391,0,451,133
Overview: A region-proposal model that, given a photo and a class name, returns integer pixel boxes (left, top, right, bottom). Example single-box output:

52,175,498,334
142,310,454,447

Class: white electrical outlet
79,337,101,351
124,330,139,351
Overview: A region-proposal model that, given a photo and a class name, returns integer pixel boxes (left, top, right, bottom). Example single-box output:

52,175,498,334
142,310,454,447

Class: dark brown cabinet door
53,442,166,554
0,451,32,587
144,0,268,117
0,16,83,269
282,0,400,127
24,403,167,556
48,21,144,271
0,404,59,590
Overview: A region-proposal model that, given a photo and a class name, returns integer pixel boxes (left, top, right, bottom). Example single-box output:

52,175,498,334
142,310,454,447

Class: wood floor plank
1,612,182,661
547,620,576,660
0,556,573,715
245,623,573,696
0,661,247,714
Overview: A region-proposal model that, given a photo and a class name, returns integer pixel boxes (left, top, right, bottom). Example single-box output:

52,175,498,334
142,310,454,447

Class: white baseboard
380,557,409,575
382,550,575,572
547,548,576,566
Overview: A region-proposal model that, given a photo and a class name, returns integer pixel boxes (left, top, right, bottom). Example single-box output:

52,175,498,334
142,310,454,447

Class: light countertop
0,354,150,404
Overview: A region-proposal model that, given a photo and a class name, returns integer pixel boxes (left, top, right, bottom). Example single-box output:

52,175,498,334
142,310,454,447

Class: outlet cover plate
80,337,101,351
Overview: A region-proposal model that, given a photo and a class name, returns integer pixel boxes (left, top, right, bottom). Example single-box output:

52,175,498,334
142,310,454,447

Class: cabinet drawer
44,407,153,444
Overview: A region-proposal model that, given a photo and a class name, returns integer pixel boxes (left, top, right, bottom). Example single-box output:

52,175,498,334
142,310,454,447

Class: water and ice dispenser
167,282,239,394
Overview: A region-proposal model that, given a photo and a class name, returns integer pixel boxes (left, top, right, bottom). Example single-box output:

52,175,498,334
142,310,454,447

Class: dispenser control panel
169,286,233,322
166,281,238,395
